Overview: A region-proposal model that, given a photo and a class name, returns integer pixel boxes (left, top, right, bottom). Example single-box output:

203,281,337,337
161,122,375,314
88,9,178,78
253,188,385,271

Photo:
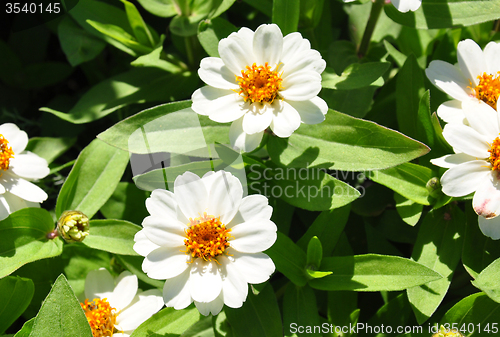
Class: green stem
185,36,196,69
357,0,385,58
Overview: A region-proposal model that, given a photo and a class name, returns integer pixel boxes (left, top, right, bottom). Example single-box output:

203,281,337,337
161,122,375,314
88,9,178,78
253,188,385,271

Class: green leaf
416,90,434,148
385,0,500,29
170,15,204,37
0,276,34,335
13,317,34,337
136,0,178,17
55,139,129,219
0,208,63,279
130,307,200,336
369,162,434,205
265,232,308,286
268,109,430,171
25,137,76,165
308,254,443,291
472,257,500,303
283,284,321,337
58,16,106,67
209,0,237,19
394,193,423,226
321,86,377,119
321,63,389,90
121,0,158,48
8,62,73,90
306,236,323,271
41,69,197,124
198,17,237,57
396,54,425,141
82,220,141,256
225,283,282,337
131,42,183,73
367,293,413,334
272,0,300,36
29,274,92,337
407,205,465,324
100,182,149,225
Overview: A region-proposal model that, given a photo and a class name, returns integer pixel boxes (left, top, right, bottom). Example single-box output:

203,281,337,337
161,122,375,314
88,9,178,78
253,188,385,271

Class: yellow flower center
0,134,14,171
81,298,117,337
473,72,500,109
236,62,282,104
184,213,231,262
488,136,500,171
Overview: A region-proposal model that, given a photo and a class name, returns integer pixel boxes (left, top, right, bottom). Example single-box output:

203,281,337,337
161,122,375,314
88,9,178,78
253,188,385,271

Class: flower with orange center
431,99,500,240
81,269,163,337
191,24,328,152
426,39,500,125
0,123,50,221
134,170,277,316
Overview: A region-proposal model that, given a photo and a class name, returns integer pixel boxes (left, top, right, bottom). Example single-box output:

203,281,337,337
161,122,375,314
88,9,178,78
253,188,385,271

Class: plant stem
358,0,385,58
185,36,196,69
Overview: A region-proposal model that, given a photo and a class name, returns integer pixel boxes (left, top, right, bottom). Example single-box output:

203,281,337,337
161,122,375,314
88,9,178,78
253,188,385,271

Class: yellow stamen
472,72,500,109
80,298,117,337
236,62,282,104
488,136,500,171
184,212,231,262
0,134,14,171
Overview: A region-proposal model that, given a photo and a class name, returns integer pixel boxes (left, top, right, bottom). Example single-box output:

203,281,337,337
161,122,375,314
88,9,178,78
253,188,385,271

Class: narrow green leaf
272,0,299,35
8,62,73,90
306,236,323,271
225,283,282,337
322,63,389,90
394,193,423,226
283,284,321,337
131,42,183,73
130,307,200,336
367,293,413,333
100,182,149,225
472,257,500,303
265,232,308,286
416,90,434,147
121,0,157,48
369,162,434,205
29,275,92,337
136,0,177,18
25,137,76,165
86,20,153,54
198,17,237,57
55,139,129,219
82,220,141,256
13,317,35,337
309,254,443,291
209,0,236,19
0,276,34,334
383,40,406,68
268,109,430,171
0,208,63,279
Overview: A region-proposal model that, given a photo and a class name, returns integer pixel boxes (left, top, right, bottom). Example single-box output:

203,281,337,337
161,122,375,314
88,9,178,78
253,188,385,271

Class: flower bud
57,210,89,243
426,177,442,198
432,325,463,337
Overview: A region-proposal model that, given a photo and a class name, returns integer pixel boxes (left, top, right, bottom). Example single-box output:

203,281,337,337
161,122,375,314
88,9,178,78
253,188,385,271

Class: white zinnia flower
431,99,500,239
191,23,327,152
133,170,277,316
426,39,500,124
342,0,421,12
0,123,50,220
81,268,163,337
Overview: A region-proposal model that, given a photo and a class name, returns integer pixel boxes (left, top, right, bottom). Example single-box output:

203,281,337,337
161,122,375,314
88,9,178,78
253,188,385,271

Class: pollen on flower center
236,62,282,104
81,298,117,337
0,134,14,171
473,72,500,109
488,136,500,171
184,212,231,262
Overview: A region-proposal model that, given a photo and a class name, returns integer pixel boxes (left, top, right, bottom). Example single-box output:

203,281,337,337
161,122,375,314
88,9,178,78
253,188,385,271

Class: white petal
230,219,277,253
191,86,247,122
0,123,28,153
270,100,301,138
115,295,162,331
391,0,421,12
0,172,48,203
437,100,467,125
0,195,10,221
137,288,164,313
174,171,208,219
108,271,138,311
287,96,327,125
189,259,222,303
219,255,248,308
473,174,500,219
219,28,254,75
205,171,243,223
194,292,224,316
9,152,49,180
281,50,326,77
242,104,273,134
253,24,283,68
281,33,310,66
146,189,178,219
228,194,272,228
163,268,193,310
280,71,322,101
440,160,492,197
229,118,264,153
462,99,499,139
457,39,486,86
198,57,239,90
0,191,39,220
133,230,160,257
484,41,500,75
85,269,114,301
230,250,275,284
425,61,471,101
143,247,190,280
442,124,490,158
142,216,186,247
430,153,477,168
478,215,500,240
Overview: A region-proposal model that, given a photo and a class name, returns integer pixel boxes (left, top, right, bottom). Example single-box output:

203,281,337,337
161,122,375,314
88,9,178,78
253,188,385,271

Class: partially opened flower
191,23,327,152
431,99,500,239
134,170,277,316
342,0,421,13
81,268,163,337
426,39,500,124
0,123,50,220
